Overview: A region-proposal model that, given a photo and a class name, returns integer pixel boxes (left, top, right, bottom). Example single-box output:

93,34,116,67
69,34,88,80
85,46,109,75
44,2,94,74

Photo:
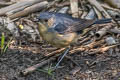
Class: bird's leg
54,46,70,69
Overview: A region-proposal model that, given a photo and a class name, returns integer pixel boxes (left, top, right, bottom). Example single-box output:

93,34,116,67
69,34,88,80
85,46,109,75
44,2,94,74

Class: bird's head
36,12,56,27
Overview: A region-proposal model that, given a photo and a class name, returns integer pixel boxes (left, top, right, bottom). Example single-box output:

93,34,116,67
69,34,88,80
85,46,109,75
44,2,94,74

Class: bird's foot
54,47,70,70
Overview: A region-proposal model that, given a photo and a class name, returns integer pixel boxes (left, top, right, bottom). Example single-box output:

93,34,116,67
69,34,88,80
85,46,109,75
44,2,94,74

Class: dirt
0,46,120,80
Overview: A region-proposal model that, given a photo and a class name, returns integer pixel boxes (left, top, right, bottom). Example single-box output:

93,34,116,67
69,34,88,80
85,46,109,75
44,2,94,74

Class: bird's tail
94,18,112,24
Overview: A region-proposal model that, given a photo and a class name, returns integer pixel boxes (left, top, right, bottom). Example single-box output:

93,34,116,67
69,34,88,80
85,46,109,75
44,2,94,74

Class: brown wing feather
64,19,96,33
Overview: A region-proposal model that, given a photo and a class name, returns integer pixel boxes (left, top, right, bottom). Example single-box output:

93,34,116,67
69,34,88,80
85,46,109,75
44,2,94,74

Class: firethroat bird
37,12,114,69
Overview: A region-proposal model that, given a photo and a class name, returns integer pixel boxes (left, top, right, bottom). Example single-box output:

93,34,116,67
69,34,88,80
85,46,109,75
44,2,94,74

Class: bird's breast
46,32,77,47
38,22,77,48
41,30,77,48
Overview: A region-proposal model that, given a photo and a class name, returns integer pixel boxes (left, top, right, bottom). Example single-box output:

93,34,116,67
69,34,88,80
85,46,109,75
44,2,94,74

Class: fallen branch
85,39,105,48
44,48,65,57
21,49,80,76
87,0,111,18
95,24,112,39
104,0,120,9
65,56,79,66
89,45,117,54
101,3,120,13
93,6,103,19
70,0,79,17
20,57,56,76
0,0,43,16
8,1,48,19
69,66,81,75
0,1,15,7
6,5,29,16
69,47,87,55
109,28,120,34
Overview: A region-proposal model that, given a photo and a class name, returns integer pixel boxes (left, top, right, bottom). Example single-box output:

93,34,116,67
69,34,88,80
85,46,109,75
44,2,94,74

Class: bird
37,12,114,69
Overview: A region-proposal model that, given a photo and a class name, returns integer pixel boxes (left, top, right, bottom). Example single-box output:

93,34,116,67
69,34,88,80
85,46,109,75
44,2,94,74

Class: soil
0,46,120,80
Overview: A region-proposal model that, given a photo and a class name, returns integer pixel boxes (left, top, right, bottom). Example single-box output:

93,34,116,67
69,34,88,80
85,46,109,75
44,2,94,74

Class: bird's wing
62,19,96,33
69,19,95,32
52,17,96,34
53,23,68,34
53,19,95,34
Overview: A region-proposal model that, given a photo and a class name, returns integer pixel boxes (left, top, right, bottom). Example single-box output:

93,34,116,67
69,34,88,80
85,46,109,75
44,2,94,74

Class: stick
95,24,112,39
89,45,117,54
20,57,56,76
87,0,111,18
44,48,65,57
0,0,43,16
8,1,48,19
0,2,15,6
70,0,79,17
69,66,81,75
85,40,105,48
6,5,29,16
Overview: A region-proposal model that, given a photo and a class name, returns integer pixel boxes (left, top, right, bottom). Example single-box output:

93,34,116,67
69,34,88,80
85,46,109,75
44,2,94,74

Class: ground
0,0,120,80
0,46,120,80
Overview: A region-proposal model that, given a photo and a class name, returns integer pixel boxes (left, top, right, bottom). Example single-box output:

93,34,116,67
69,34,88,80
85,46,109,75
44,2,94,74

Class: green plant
3,37,12,53
1,32,5,54
0,32,12,54
38,66,54,76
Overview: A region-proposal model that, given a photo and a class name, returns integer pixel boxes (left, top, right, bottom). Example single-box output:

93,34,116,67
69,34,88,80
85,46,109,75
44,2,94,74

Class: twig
0,2,15,6
70,0,79,17
20,57,56,76
44,48,65,57
87,0,111,18
8,1,48,19
69,66,81,75
89,45,117,54
65,56,79,66
109,28,120,34
104,0,120,9
6,5,29,16
93,6,103,19
101,3,120,13
95,24,113,39
77,36,91,46
0,0,43,16
69,47,87,55
85,39,105,48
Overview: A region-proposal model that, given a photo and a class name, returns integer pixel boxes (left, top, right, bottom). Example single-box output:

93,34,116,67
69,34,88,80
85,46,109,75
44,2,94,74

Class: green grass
38,66,54,76
0,32,12,54
1,32,5,54
3,37,12,53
